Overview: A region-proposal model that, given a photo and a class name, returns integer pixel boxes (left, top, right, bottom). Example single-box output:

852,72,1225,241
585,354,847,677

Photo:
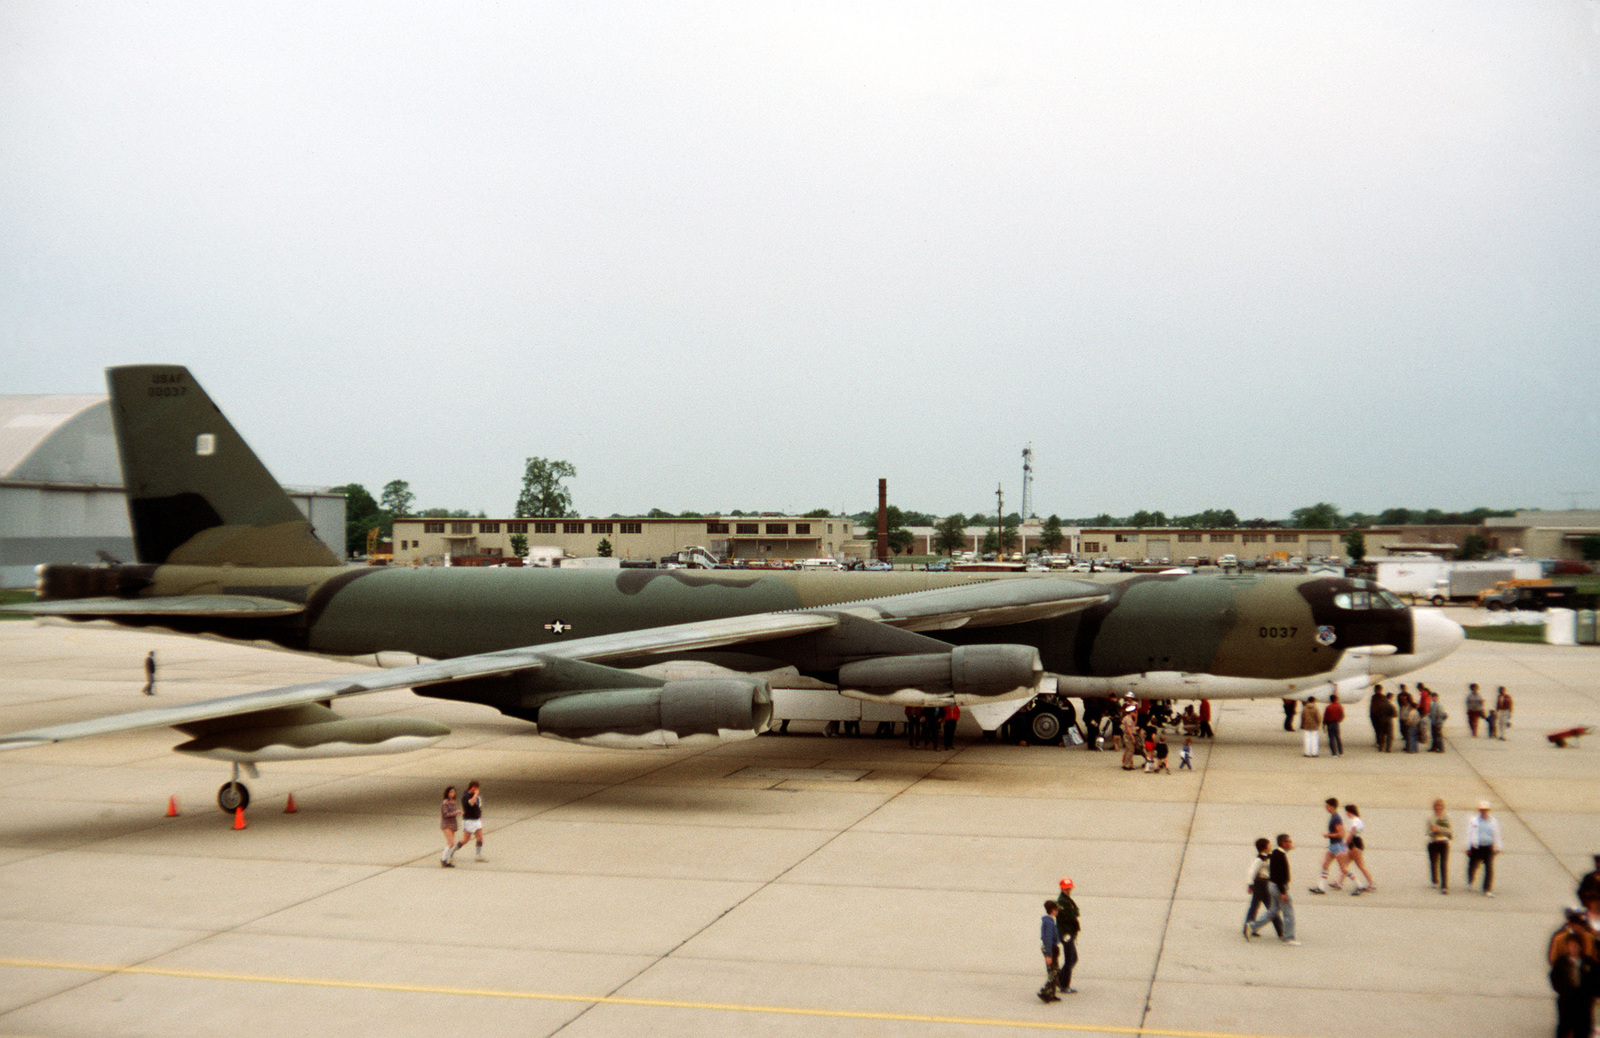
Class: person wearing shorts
439,786,461,868
456,780,486,862
1311,797,1349,893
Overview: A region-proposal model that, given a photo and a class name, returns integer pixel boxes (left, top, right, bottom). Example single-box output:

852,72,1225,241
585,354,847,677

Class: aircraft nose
1411,607,1465,665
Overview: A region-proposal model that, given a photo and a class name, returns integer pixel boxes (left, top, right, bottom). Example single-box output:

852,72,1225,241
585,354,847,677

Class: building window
507,522,528,534
1082,541,1101,553
1116,533,1138,543
533,522,556,534
1209,533,1235,542
1241,532,1267,543
480,522,500,534
736,523,759,534
766,523,788,535
564,522,585,534
795,523,810,534
424,522,445,534
591,522,613,534
620,522,641,534
1275,533,1300,543
1178,533,1202,543
482,547,502,556
451,522,473,534
707,522,729,534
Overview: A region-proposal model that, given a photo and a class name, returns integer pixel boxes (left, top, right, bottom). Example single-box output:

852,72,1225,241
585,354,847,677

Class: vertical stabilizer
108,365,340,567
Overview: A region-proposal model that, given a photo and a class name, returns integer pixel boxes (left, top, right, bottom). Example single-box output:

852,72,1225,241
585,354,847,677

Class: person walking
438,786,462,868
1465,684,1485,737
1038,901,1062,1003
1198,699,1214,739
1376,691,1396,753
455,780,486,862
1464,801,1502,896
1368,685,1385,748
1495,687,1513,739
1282,698,1297,733
1324,694,1345,756
142,651,157,695
1426,799,1453,894
1427,694,1446,753
1178,737,1194,771
1300,697,1322,757
1311,797,1350,893
1243,837,1278,939
1248,834,1298,944
1343,803,1375,893
1054,878,1081,995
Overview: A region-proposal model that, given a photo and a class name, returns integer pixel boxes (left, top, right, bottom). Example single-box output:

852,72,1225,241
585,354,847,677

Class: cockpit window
1334,591,1377,610
1376,589,1405,610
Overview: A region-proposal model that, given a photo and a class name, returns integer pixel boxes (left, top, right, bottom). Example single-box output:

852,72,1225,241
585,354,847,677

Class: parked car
864,559,893,571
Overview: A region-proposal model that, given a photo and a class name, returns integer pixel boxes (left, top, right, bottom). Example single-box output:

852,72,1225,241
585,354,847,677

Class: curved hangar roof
0,395,120,485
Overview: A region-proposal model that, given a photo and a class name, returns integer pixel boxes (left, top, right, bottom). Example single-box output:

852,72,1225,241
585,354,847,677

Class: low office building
392,514,853,565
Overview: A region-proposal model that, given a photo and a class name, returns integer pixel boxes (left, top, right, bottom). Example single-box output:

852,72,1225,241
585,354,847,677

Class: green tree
379,479,415,518
981,521,1021,555
1291,503,1343,529
596,538,613,558
1579,535,1600,562
515,458,577,518
1457,533,1488,560
1040,515,1065,553
647,508,674,518
1377,507,1412,525
933,514,968,555
509,533,528,557
330,483,385,557
803,508,833,518
1344,529,1367,564
887,529,915,555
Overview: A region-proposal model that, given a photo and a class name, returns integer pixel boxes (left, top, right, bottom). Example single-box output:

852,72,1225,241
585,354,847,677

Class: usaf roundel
1316,625,1337,646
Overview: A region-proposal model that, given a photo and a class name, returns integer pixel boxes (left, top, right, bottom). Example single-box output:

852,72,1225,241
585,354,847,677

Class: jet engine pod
536,678,773,749
837,643,1043,702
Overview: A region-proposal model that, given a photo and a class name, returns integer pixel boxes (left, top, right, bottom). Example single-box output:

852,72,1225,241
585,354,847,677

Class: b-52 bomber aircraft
0,366,1464,811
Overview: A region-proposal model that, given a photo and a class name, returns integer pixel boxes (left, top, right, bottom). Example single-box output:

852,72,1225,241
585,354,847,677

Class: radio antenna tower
1020,444,1035,519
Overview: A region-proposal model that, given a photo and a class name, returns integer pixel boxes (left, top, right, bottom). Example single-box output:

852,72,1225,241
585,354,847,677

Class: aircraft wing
0,578,1108,750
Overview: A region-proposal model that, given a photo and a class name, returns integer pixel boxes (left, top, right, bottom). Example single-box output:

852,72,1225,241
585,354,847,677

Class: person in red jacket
1323,693,1346,756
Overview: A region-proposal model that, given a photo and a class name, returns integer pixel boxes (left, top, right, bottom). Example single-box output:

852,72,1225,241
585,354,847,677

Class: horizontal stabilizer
4,595,306,618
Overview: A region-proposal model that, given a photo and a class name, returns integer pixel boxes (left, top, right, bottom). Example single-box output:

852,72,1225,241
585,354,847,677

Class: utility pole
996,483,1004,557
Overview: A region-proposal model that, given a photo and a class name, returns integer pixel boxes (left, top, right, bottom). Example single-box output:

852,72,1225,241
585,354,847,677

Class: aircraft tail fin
107,365,341,567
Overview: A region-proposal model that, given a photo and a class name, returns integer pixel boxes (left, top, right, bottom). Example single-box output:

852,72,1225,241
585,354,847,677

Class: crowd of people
1550,854,1600,1037
1279,682,1514,756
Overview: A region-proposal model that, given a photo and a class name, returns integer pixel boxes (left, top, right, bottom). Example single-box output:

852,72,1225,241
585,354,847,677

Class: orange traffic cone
233,806,247,830
165,796,180,817
284,793,297,814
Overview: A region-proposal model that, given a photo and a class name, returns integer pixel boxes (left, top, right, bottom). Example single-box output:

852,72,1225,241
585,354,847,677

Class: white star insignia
543,621,571,635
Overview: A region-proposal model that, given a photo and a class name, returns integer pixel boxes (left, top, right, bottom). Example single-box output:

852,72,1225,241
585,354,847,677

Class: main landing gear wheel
1023,700,1079,746
218,781,250,812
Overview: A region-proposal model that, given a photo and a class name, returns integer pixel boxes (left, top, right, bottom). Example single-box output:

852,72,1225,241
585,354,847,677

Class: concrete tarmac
0,619,1595,1037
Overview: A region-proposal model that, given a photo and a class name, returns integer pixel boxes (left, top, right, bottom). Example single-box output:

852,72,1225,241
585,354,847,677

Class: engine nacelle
536,678,773,749
174,716,450,762
836,643,1044,704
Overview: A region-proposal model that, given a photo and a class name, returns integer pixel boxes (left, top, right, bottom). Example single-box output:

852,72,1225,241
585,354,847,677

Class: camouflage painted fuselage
45,563,1415,684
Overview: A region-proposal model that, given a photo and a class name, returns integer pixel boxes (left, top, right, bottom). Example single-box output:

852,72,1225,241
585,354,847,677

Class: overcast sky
3,3,1597,521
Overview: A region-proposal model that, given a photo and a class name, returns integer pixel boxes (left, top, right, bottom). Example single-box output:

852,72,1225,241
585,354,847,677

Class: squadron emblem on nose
1316,625,1337,646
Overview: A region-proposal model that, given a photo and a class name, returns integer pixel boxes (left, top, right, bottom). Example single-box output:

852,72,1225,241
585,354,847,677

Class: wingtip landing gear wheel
218,781,250,813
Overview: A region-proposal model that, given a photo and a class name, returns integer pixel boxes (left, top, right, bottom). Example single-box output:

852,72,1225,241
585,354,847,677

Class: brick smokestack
877,478,889,561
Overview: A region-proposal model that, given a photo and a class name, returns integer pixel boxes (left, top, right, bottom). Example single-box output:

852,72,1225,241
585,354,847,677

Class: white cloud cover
3,2,1596,519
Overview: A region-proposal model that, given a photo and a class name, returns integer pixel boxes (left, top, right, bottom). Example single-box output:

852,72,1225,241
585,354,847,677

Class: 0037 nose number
1259,626,1298,638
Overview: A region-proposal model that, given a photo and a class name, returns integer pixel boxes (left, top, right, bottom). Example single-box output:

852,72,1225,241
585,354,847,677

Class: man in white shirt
1464,801,1503,897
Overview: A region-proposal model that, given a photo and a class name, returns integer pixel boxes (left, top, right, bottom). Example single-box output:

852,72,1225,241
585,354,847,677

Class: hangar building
0,395,345,587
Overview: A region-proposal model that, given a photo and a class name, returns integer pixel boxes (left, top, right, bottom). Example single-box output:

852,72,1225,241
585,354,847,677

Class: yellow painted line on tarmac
0,956,1299,1038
